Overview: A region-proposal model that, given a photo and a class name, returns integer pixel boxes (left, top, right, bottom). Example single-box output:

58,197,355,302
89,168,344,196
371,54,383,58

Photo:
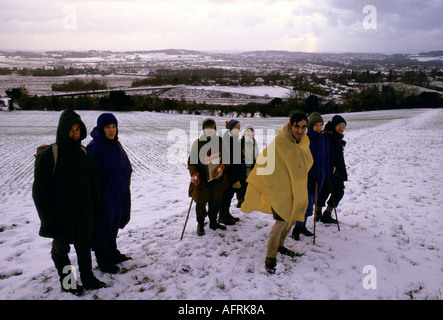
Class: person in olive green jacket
33,109,106,295
188,118,230,236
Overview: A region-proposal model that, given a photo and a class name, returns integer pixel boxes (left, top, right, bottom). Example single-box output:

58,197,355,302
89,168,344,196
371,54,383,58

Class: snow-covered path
0,109,442,300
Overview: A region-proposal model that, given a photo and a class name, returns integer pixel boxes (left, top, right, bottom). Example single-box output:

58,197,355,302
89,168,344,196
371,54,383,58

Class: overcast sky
0,0,442,53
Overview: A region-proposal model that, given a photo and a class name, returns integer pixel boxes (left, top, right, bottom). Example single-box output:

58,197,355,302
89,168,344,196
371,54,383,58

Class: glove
213,164,225,179
232,181,241,189
191,173,200,187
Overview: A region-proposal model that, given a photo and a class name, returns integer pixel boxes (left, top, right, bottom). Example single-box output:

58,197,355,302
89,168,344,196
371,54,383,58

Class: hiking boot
291,225,301,241
197,222,205,236
112,252,132,264
320,211,337,224
81,273,107,290
98,264,120,274
228,212,240,222
209,221,227,231
60,281,85,296
278,246,296,258
218,211,236,225
265,257,277,274
301,222,314,237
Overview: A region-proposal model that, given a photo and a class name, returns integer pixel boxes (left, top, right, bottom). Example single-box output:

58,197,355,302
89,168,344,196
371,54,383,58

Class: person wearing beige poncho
241,110,313,274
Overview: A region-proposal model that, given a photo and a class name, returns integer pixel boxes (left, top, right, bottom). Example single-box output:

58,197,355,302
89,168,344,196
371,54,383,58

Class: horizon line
1,48,441,56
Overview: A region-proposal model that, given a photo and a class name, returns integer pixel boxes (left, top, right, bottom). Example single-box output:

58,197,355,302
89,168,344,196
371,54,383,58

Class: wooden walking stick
180,190,195,241
313,182,318,245
328,182,341,232
332,201,340,232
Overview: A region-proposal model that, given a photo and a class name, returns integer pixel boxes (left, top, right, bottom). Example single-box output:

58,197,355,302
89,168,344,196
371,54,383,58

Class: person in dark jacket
219,119,244,225
33,109,106,295
188,118,230,236
291,112,329,240
86,113,133,274
237,124,259,208
316,115,348,224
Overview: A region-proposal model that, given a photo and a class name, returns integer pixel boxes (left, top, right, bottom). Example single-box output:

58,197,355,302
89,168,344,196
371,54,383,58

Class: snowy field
0,108,442,300
184,85,293,98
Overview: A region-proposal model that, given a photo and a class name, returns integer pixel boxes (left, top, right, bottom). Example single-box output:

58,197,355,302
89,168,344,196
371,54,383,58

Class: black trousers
196,199,221,223
317,176,345,210
220,186,237,214
92,218,120,268
51,238,93,281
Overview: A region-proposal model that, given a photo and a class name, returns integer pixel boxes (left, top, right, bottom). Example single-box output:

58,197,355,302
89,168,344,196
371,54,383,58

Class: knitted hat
97,113,118,130
243,124,254,132
226,119,240,131
307,112,324,130
331,115,347,127
202,118,216,129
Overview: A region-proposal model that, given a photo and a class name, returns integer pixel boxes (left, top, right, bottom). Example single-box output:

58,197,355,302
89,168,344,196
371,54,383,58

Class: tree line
51,79,107,92
133,68,442,92
7,84,442,116
0,66,107,76
131,68,291,87
327,69,437,87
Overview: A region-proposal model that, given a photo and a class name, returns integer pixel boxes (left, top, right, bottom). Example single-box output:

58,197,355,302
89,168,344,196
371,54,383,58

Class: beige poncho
241,123,313,224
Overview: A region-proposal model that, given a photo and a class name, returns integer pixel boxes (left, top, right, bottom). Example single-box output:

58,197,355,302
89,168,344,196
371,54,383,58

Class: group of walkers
33,110,132,295
187,118,260,235
188,111,348,274
32,108,348,296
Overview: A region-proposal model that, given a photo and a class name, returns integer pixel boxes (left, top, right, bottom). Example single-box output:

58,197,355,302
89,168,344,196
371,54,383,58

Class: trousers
51,238,93,280
266,211,295,259
195,199,221,223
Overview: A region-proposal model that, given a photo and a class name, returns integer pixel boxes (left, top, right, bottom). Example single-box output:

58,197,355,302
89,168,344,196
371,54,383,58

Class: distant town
1,49,442,115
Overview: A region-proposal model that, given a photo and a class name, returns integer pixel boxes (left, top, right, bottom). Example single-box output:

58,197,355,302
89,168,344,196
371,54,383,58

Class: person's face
204,125,216,137
104,123,117,140
231,124,240,136
291,119,307,141
313,122,323,133
335,122,346,135
68,123,81,141
245,129,254,139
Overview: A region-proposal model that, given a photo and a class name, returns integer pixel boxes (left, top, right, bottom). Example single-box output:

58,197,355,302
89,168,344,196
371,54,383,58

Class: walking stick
328,180,341,232
332,201,340,232
313,182,318,245
180,190,195,241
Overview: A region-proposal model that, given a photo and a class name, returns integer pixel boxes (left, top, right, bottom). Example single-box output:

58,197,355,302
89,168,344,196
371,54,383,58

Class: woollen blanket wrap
241,123,313,224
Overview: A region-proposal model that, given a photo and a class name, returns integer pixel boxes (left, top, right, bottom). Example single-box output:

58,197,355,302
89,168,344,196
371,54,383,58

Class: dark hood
90,126,119,144
323,120,344,140
56,109,87,145
90,112,119,143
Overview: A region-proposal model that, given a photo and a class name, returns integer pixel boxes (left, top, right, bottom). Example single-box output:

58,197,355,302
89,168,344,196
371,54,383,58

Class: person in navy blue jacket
316,114,348,224
292,112,330,240
87,113,132,273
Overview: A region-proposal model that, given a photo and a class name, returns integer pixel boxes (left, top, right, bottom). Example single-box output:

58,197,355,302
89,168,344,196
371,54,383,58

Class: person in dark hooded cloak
87,113,132,274
33,109,106,295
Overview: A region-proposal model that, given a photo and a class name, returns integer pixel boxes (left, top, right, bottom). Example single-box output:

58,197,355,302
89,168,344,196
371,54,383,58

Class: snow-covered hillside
0,108,442,300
